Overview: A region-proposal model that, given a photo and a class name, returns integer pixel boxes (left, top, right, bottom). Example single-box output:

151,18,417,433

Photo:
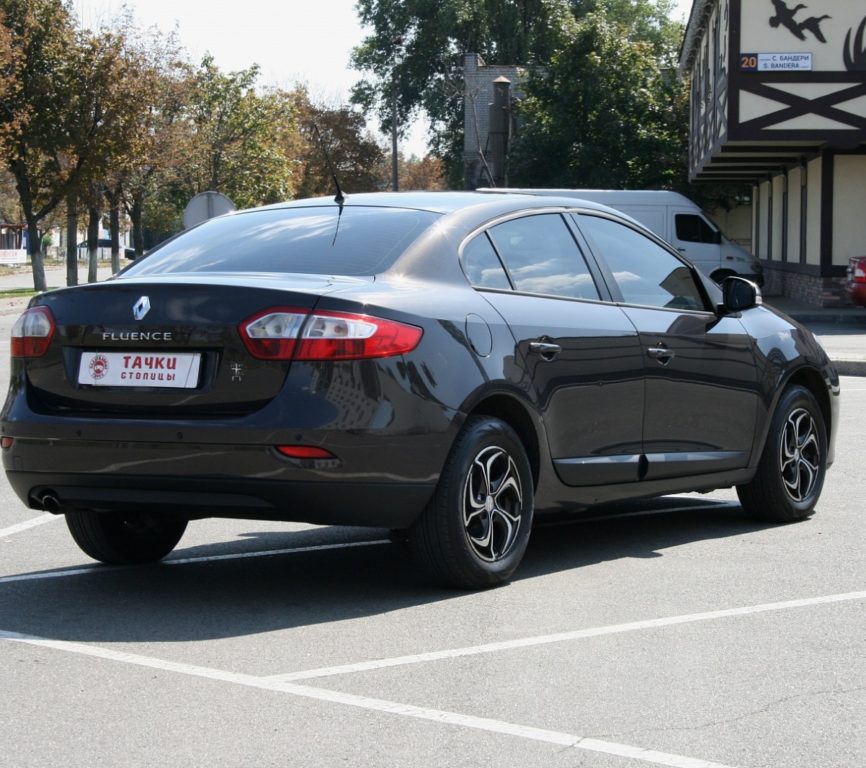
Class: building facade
679,0,866,305
462,54,526,190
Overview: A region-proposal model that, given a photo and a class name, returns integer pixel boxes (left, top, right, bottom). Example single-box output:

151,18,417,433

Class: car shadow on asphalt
0,497,783,644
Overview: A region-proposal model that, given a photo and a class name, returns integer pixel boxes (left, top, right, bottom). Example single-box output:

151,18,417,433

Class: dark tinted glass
462,233,512,289
125,207,440,276
675,213,718,244
487,214,599,300
579,214,707,311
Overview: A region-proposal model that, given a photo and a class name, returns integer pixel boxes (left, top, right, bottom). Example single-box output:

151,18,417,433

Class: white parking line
0,628,736,768
0,538,391,585
0,513,57,539
266,589,866,682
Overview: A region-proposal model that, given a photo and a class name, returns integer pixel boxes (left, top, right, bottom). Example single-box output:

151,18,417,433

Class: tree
176,55,294,209
293,94,387,198
0,0,80,290
509,10,688,190
569,0,681,64
401,154,446,190
69,19,154,282
351,0,575,186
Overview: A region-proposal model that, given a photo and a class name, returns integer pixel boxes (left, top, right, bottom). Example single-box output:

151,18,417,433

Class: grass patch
0,287,36,299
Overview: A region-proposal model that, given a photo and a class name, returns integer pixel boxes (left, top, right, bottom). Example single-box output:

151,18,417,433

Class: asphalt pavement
2,262,865,375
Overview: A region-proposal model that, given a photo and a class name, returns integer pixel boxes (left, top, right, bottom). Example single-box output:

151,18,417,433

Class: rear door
462,212,645,486
576,213,760,480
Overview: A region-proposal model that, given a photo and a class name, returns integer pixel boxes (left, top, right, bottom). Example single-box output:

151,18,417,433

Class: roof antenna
311,122,345,210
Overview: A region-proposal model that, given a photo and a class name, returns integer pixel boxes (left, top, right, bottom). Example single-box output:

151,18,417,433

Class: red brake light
239,308,422,361
295,311,422,360
275,445,336,459
11,306,56,358
853,258,866,283
238,308,306,360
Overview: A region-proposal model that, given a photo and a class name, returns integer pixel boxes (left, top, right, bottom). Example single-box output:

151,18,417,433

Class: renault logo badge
133,296,151,321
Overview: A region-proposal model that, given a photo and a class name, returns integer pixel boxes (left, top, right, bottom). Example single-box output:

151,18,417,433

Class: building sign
740,52,813,72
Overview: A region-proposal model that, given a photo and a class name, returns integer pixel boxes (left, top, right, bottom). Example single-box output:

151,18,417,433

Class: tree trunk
87,205,100,283
130,195,144,257
109,193,120,274
26,217,46,292
66,200,78,287
106,185,124,273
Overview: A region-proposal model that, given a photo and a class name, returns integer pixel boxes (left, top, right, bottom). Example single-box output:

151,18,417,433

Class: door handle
529,341,562,361
647,345,675,365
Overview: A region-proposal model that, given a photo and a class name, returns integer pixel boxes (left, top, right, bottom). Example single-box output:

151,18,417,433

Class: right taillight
238,308,422,361
852,257,866,284
11,306,56,358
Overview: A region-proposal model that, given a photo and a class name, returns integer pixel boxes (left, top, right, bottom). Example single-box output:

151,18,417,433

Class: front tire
737,385,827,522
409,416,534,589
65,510,188,564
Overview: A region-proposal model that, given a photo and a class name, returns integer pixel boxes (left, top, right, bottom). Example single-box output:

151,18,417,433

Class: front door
576,213,760,480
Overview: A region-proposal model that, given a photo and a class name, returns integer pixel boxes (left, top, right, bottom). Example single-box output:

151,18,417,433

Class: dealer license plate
78,351,202,389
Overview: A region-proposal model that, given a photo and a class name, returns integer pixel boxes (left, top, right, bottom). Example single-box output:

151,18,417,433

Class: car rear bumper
6,468,434,529
1,435,443,528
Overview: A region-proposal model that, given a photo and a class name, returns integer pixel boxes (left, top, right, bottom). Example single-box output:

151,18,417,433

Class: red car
847,256,866,307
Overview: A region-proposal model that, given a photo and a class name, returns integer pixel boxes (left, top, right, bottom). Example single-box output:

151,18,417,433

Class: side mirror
721,276,760,313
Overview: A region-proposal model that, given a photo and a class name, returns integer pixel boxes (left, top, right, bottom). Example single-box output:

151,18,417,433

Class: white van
481,189,763,285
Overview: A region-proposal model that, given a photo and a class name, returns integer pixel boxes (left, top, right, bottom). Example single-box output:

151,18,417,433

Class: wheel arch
783,366,833,445
466,394,541,490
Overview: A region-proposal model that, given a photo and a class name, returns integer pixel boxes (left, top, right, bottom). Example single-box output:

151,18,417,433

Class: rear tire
65,510,187,564
737,385,827,522
408,416,534,589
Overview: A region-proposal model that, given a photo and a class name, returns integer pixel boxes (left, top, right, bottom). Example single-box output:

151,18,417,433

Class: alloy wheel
462,445,524,562
779,407,821,502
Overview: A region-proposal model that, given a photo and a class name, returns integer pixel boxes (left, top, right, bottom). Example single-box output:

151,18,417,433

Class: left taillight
238,308,423,361
11,306,56,358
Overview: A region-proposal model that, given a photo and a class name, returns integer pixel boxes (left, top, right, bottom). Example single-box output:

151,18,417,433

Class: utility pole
391,36,403,192
391,77,399,191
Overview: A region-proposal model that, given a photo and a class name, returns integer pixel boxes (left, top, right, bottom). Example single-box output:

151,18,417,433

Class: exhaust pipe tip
34,491,61,514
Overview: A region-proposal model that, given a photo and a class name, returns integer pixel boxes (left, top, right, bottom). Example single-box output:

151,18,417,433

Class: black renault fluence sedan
2,192,839,588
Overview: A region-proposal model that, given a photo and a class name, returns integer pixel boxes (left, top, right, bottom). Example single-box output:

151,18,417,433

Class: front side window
487,214,600,300
675,213,718,244
579,215,707,311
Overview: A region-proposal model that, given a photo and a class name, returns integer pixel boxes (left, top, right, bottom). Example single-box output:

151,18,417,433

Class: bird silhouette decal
769,0,831,43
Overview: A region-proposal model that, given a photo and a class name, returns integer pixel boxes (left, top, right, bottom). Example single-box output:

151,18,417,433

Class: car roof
251,190,618,217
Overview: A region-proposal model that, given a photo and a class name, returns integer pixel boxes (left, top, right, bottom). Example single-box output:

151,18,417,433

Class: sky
72,0,695,157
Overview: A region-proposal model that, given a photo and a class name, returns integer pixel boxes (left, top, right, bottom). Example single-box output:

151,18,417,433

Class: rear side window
462,233,511,289
579,214,707,311
487,214,600,300
125,207,440,276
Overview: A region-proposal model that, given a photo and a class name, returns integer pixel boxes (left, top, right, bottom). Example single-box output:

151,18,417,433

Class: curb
786,312,866,326
833,360,866,377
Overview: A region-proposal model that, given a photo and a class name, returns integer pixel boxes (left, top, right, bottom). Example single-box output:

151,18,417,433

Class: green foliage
294,98,387,198
1,3,387,267
0,0,79,287
352,0,576,183
173,55,293,209
509,10,688,190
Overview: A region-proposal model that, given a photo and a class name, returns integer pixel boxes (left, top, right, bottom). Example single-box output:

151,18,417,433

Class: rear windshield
125,206,440,277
